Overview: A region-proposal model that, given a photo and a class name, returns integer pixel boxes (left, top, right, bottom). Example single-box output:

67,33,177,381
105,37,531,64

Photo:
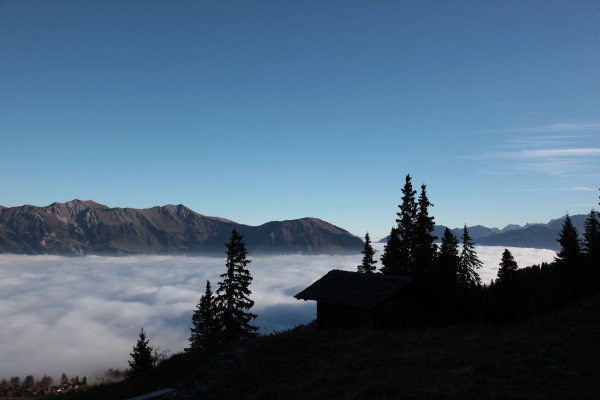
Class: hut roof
294,270,413,307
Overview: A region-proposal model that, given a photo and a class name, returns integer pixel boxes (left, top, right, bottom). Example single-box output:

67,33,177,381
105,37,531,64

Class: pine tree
128,327,154,378
554,214,582,267
414,183,437,278
380,227,401,274
60,373,68,386
438,228,460,288
583,209,600,261
189,280,221,350
40,375,53,390
396,174,418,275
24,375,34,388
215,228,258,343
357,232,377,273
458,225,482,290
497,248,518,284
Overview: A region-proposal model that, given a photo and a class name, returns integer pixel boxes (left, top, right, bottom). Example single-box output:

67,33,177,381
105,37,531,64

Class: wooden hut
294,269,420,330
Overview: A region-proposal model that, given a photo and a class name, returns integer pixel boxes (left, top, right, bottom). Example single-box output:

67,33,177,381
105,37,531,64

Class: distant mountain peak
0,201,362,255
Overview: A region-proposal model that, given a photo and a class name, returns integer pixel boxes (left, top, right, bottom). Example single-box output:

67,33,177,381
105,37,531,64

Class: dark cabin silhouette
294,270,420,330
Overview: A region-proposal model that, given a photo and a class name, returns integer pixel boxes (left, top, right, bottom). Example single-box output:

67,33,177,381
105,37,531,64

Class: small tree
128,327,154,378
357,232,377,273
214,229,258,343
458,225,482,290
60,373,68,386
497,248,518,284
189,280,221,350
554,214,582,267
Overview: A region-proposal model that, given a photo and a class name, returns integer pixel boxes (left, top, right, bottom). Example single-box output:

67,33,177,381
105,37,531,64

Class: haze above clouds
0,246,555,381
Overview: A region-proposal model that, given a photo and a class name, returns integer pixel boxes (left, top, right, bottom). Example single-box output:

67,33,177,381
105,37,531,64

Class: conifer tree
497,248,518,284
414,184,437,278
128,327,154,378
357,232,377,273
189,280,221,350
380,227,401,274
583,209,600,262
24,375,34,388
438,228,460,287
396,174,418,275
554,214,582,267
458,225,482,290
215,228,258,343
40,375,53,390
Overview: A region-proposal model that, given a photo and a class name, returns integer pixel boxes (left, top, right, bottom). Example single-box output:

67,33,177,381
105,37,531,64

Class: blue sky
1,0,599,240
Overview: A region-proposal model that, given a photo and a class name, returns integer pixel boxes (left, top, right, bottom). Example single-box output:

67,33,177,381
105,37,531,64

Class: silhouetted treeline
378,176,599,326
484,211,600,323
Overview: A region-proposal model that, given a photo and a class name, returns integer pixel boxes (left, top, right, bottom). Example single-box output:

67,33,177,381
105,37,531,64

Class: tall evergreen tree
554,214,582,267
458,225,482,290
189,280,221,351
380,227,401,275
437,228,460,288
396,174,418,275
583,209,600,261
414,183,437,278
357,232,377,273
215,229,258,343
128,327,155,378
497,248,518,284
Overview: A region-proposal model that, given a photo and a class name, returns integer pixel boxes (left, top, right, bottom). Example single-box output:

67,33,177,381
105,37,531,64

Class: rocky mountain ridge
0,200,362,255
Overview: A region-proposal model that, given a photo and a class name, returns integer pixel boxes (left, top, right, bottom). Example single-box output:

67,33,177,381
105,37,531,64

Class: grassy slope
69,295,600,400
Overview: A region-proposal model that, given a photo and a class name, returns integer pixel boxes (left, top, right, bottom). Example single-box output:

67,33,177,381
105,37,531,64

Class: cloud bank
0,247,555,381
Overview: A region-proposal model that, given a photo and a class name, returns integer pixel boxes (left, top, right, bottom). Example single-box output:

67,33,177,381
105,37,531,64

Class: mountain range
0,200,363,256
0,200,591,255
379,214,591,251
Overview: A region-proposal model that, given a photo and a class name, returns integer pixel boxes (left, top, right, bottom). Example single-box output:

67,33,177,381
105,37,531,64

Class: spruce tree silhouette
554,214,582,267
215,229,258,343
128,327,154,378
396,174,418,275
459,225,482,290
414,184,437,279
189,280,221,351
497,248,518,284
380,227,402,275
357,232,377,273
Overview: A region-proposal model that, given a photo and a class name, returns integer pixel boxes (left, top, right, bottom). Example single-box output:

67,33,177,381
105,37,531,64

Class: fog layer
0,246,555,380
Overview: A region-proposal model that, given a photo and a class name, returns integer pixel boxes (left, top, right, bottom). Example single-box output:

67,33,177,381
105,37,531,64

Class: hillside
0,200,362,255
66,294,600,399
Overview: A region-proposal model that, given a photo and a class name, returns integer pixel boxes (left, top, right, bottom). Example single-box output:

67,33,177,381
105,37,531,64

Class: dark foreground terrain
65,294,600,400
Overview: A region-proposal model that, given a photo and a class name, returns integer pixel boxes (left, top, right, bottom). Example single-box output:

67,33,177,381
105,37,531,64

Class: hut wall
316,302,373,329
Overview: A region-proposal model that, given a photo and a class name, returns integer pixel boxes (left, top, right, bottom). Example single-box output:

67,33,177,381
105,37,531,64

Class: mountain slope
0,200,362,255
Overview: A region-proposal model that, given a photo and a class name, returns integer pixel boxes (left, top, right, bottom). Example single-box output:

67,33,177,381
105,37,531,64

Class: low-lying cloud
0,246,555,381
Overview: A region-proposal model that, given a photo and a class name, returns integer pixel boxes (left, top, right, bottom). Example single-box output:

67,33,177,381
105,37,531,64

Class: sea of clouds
0,245,556,381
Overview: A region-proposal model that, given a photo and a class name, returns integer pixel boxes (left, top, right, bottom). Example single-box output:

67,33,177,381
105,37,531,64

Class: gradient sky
1,0,599,240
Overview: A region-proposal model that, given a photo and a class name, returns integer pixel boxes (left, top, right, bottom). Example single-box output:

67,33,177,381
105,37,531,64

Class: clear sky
1,0,599,240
